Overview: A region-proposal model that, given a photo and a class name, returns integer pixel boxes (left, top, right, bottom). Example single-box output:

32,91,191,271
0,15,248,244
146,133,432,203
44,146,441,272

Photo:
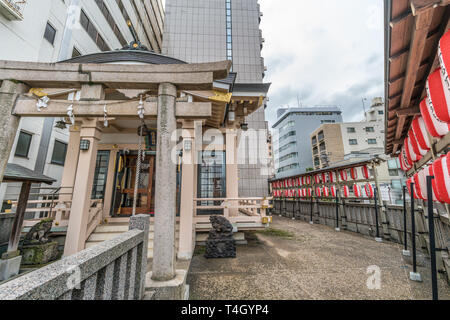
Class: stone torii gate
0,59,231,284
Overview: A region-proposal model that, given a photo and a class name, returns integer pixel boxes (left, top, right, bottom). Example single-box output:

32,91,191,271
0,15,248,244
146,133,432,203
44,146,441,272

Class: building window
368,139,377,144
321,120,335,124
349,139,358,145
72,47,81,58
225,0,233,66
391,179,402,190
80,9,110,52
91,151,110,199
43,22,56,45
14,131,32,158
51,140,68,166
365,127,375,133
347,127,356,133
388,159,400,169
378,110,384,115
95,0,127,47
389,169,399,177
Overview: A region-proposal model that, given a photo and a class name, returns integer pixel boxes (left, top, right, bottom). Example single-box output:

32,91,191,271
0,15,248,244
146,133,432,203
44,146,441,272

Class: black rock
204,216,236,259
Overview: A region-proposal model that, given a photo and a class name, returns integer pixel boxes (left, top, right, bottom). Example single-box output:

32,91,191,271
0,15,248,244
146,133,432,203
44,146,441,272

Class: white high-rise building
0,0,164,210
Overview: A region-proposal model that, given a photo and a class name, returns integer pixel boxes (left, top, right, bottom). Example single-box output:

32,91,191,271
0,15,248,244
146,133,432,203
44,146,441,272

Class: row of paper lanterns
406,152,450,203
399,29,450,171
398,30,450,204
273,183,375,199
271,165,371,190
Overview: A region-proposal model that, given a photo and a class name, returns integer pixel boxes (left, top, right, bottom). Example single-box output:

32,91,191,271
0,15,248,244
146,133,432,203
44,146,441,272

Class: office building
162,0,271,197
272,107,343,178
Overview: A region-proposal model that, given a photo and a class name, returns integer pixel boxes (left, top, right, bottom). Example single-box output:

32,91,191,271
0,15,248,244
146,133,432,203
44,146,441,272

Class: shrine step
85,222,179,259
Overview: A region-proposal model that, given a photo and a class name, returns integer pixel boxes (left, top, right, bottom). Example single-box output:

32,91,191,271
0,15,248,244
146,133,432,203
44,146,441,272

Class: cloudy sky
161,0,384,127
259,0,385,127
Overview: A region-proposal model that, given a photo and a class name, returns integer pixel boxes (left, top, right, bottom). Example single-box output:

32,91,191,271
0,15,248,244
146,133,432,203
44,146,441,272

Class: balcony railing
0,0,25,20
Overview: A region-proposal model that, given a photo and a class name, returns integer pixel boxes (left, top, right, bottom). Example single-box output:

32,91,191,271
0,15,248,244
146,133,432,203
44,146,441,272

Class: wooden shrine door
113,153,156,216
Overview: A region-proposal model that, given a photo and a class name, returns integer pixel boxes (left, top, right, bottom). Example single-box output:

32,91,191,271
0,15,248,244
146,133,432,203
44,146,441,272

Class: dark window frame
14,131,33,158
43,21,57,45
50,140,68,166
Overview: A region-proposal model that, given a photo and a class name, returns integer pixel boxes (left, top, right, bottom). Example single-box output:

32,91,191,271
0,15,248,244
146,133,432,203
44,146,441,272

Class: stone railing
0,215,150,300
273,198,450,283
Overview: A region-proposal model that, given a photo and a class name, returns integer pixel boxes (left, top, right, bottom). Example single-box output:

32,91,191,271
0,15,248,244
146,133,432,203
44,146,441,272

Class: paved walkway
187,216,450,300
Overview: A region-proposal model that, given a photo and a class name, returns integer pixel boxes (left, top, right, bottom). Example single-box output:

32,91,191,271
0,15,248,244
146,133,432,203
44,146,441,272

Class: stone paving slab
187,216,450,300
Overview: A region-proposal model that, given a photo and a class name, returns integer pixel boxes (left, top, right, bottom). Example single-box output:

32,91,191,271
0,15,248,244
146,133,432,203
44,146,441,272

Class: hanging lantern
364,183,374,199
411,116,431,152
432,153,450,203
405,136,422,164
417,166,439,202
314,174,320,184
342,185,350,198
323,186,330,197
399,145,413,171
330,185,337,198
426,68,450,123
315,187,322,198
362,165,370,179
329,172,336,183
321,172,327,183
406,177,420,200
413,172,426,200
439,30,450,116
353,184,362,198
408,128,427,157
340,169,348,181
307,188,313,197
305,176,311,185
350,167,358,180
420,98,450,138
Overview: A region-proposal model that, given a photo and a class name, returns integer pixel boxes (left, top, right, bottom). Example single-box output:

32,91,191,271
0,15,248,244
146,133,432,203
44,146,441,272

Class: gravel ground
187,215,450,300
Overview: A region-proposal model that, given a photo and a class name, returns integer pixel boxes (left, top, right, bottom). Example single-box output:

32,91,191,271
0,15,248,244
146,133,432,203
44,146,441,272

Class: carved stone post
152,83,177,281
0,80,29,181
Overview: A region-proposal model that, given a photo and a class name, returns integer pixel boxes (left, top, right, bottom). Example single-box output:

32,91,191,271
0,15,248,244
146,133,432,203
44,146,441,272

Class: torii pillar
152,83,178,281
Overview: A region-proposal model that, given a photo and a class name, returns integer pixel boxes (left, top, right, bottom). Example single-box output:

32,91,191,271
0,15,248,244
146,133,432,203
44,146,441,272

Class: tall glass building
163,0,271,197
272,107,343,179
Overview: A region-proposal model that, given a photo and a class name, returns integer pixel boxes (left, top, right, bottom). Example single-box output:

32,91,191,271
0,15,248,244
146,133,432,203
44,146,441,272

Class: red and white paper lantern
305,176,311,185
353,184,362,198
364,183,374,199
399,145,413,172
323,186,330,197
361,165,370,179
340,170,348,181
350,167,358,180
432,153,450,203
420,98,450,138
426,68,450,123
329,172,336,183
315,187,322,197
342,185,350,198
404,136,422,164
330,185,337,197
408,128,427,157
406,178,420,200
411,116,431,153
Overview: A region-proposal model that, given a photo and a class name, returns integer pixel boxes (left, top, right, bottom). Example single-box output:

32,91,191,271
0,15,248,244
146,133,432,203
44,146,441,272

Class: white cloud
260,0,385,127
